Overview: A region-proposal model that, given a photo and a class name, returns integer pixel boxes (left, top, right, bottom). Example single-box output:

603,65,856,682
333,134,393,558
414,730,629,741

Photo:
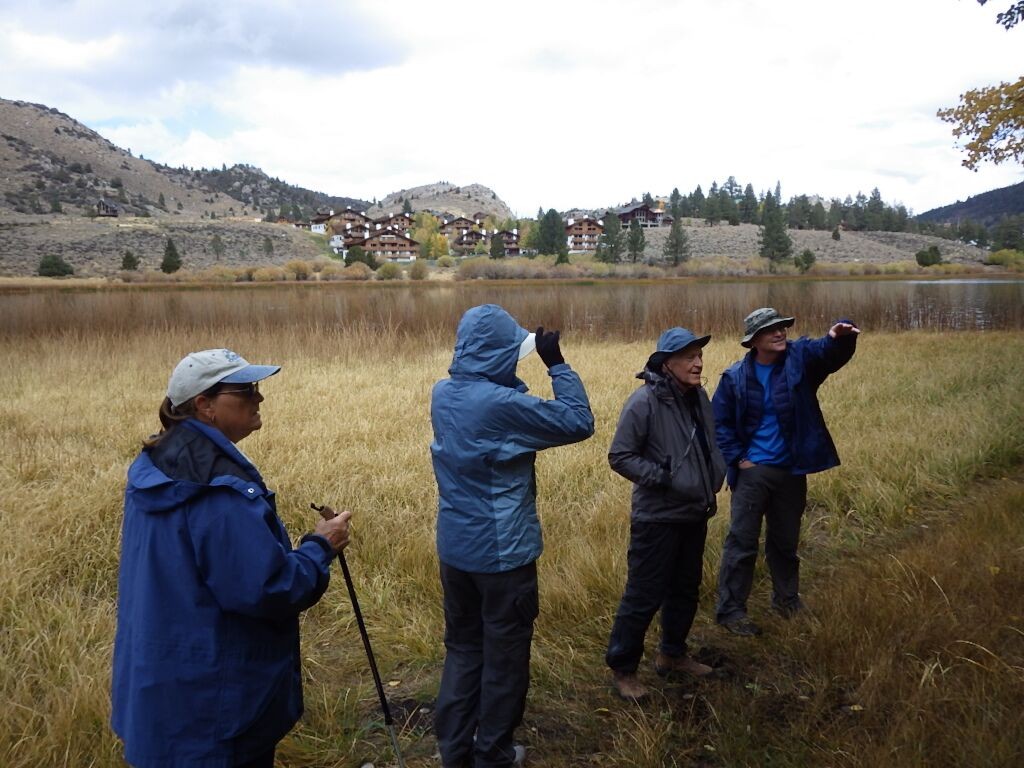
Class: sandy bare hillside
0,215,327,276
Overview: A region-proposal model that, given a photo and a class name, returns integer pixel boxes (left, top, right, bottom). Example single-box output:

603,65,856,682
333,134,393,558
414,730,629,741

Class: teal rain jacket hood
431,304,595,573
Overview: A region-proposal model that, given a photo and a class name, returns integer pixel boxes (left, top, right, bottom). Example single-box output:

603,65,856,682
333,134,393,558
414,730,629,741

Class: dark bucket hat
740,307,795,348
646,327,711,370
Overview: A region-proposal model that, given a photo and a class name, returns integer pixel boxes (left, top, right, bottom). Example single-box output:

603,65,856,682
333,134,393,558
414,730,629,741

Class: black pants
605,519,708,674
715,465,807,622
435,561,538,768
235,748,275,768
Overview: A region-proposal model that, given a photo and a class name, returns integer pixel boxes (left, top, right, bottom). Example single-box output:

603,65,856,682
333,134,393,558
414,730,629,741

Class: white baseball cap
167,349,281,407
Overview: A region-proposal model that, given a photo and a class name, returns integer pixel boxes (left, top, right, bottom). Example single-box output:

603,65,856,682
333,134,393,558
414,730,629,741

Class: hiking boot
654,652,713,678
720,616,762,637
445,743,526,768
611,670,648,701
773,599,806,619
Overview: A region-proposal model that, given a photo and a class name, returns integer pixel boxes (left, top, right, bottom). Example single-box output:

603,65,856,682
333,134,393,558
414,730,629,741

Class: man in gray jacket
605,327,727,700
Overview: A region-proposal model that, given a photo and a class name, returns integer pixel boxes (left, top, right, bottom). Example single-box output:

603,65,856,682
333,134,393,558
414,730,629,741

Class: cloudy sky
1,0,1020,216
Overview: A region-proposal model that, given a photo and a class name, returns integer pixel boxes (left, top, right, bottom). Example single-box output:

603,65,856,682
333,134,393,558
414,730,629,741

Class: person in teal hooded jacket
431,304,594,768
112,349,352,768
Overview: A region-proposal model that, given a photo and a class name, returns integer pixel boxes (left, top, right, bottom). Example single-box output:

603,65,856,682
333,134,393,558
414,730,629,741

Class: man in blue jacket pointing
431,304,594,768
713,307,859,637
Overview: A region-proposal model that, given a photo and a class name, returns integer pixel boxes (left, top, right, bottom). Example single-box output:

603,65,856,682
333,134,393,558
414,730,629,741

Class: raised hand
828,321,861,338
534,326,565,368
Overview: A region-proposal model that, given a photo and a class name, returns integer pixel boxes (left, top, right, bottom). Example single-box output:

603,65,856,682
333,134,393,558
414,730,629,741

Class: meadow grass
1,324,1022,767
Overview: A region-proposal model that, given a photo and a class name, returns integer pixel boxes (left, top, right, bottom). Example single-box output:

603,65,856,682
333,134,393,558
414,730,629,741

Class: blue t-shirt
745,361,791,466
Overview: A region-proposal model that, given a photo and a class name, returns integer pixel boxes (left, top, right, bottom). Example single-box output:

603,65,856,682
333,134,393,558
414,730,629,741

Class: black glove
534,326,565,368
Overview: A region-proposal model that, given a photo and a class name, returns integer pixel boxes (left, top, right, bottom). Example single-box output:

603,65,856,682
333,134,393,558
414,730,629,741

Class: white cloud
1,26,125,70
2,0,1021,215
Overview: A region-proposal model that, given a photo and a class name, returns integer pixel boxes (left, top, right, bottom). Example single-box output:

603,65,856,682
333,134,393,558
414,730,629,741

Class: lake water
2,278,1022,339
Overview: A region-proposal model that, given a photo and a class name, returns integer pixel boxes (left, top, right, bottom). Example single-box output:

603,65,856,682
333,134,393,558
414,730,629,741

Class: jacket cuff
300,533,335,559
547,362,572,375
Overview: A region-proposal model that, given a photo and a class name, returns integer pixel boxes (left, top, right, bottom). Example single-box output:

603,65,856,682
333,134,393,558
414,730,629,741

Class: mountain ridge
916,181,1024,227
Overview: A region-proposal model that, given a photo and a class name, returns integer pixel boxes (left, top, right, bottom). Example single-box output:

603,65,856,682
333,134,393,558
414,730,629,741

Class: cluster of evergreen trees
652,178,1019,252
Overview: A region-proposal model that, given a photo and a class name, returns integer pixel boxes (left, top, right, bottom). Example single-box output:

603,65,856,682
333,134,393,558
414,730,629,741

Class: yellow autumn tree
938,1,1023,170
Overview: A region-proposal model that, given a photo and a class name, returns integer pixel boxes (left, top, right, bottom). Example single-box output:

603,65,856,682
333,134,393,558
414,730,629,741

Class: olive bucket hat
740,307,795,348
646,327,711,370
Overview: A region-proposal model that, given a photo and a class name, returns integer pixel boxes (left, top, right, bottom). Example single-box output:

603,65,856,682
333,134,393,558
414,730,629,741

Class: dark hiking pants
605,520,708,673
715,465,807,623
435,561,538,768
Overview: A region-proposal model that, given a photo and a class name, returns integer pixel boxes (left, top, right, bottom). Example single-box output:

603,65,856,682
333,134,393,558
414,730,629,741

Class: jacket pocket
668,464,705,503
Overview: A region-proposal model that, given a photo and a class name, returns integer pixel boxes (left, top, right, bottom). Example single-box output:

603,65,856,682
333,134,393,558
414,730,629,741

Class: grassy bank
1,329,1022,767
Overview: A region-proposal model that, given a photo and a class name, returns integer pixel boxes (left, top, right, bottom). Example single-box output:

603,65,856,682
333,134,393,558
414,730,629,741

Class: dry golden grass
1,323,1022,767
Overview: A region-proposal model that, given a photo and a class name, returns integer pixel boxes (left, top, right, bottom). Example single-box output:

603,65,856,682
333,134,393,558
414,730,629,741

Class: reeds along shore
1,327,1022,767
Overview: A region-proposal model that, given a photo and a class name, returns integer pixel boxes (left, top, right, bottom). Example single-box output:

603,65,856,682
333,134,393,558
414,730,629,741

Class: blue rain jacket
112,418,335,768
431,304,595,573
712,329,857,489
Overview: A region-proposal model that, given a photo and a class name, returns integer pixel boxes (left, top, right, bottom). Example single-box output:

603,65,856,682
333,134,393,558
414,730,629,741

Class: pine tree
740,184,759,224
720,188,739,225
642,192,655,208
627,219,647,262
704,192,720,226
489,232,505,259
662,218,690,265
669,187,682,218
403,198,413,215
865,188,885,230
121,250,139,270
758,192,792,268
595,214,624,263
536,209,568,257
161,238,182,273
690,185,705,219
211,234,226,261
810,202,827,230
262,236,274,256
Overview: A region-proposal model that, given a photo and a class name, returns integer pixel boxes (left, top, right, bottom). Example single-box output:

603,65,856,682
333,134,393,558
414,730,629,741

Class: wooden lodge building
613,202,664,228
374,212,415,233
327,207,372,234
350,227,419,263
565,217,604,253
439,216,477,240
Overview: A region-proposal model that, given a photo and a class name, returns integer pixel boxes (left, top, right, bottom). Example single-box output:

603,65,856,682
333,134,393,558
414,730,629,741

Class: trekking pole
311,503,406,768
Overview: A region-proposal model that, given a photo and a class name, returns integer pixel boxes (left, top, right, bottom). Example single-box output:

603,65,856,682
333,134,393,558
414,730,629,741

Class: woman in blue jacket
712,308,859,637
112,349,352,768
430,305,594,768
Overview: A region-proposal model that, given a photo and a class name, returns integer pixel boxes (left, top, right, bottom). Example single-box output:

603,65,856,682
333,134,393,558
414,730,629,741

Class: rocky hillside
0,98,369,220
179,164,367,220
0,214,328,276
0,98,241,218
366,181,514,220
